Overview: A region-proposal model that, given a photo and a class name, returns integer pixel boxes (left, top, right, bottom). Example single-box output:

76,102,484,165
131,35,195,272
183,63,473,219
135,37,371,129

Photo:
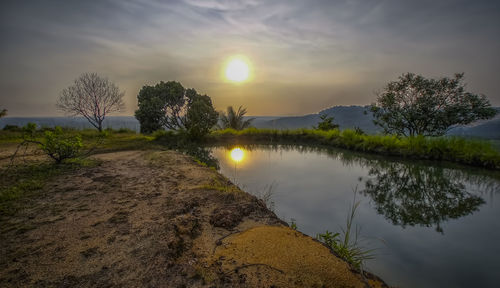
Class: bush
41,127,83,163
19,124,83,163
3,125,21,131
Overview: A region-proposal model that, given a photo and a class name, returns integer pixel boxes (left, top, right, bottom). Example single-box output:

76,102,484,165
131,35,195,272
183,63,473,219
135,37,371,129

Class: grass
198,176,240,194
0,158,99,215
4,126,499,169
317,190,377,272
0,127,156,155
209,128,500,169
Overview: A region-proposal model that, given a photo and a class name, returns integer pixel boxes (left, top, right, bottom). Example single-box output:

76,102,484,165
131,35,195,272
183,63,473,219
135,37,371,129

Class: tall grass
209,128,500,169
317,191,377,272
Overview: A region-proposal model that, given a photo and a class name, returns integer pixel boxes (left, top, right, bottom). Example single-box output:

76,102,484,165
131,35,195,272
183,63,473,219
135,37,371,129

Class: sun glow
225,57,250,82
230,147,245,162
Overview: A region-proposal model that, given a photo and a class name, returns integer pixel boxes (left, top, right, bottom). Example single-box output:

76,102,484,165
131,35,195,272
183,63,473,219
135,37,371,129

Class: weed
253,181,277,211
317,189,377,272
290,218,298,230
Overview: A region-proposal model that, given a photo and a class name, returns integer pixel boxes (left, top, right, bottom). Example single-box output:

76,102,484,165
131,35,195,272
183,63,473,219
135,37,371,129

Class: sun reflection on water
230,147,245,162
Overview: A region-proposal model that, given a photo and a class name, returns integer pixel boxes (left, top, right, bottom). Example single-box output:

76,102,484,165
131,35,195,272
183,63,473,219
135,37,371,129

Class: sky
1,0,499,117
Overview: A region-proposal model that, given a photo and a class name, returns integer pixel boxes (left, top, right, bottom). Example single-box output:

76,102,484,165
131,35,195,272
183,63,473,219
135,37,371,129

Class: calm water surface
210,145,500,288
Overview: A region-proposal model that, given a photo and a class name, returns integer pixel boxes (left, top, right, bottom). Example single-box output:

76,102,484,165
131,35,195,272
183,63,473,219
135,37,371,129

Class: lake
210,145,500,288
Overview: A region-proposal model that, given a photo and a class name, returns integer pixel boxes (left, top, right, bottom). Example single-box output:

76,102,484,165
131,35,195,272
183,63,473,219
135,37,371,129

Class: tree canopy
56,73,125,131
0,108,7,118
134,81,218,139
371,73,497,136
218,106,254,130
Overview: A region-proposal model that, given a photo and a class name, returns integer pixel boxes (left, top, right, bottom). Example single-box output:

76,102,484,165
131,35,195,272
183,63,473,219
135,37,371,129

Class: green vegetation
0,126,154,214
371,73,497,136
152,130,219,168
20,124,83,163
209,128,500,169
218,106,254,130
1,126,155,157
290,218,298,230
0,158,99,215
317,193,376,271
198,176,240,194
134,81,218,139
314,114,338,131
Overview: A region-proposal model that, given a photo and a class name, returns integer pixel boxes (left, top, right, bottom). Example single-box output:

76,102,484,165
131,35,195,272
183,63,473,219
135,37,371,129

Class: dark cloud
1,0,499,116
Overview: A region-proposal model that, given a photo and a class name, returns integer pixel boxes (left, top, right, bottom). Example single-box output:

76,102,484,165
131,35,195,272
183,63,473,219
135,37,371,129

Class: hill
251,105,500,139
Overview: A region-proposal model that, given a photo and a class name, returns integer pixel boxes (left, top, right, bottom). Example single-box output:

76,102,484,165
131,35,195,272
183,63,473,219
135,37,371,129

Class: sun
225,58,250,82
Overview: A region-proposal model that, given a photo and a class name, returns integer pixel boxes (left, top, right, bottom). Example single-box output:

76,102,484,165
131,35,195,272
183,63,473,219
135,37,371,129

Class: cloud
1,0,499,116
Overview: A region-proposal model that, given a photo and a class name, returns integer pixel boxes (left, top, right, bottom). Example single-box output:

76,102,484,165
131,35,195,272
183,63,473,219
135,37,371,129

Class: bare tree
57,73,125,131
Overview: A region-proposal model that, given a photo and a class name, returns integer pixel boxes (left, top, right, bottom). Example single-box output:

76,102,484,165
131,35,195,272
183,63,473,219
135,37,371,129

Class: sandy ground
0,150,387,287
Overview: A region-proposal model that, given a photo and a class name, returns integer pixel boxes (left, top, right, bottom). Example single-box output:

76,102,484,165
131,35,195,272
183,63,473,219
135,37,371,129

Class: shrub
19,124,83,163
40,127,83,163
3,125,21,131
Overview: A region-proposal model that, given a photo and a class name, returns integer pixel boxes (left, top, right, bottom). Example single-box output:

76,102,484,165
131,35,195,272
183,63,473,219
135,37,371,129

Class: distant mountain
250,105,500,139
448,107,500,139
252,105,380,134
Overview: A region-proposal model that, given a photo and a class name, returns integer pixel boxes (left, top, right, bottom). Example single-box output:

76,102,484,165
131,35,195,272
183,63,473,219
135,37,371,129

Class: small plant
41,127,83,163
354,126,365,135
317,189,376,271
11,124,84,164
218,106,255,130
290,218,298,230
314,114,339,131
254,182,277,211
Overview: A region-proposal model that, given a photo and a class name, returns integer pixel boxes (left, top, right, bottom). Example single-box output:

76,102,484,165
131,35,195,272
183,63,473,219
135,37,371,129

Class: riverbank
0,149,387,287
209,128,500,169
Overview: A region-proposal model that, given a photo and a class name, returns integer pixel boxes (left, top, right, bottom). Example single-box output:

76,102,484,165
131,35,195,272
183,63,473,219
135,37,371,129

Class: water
210,145,500,288
0,116,140,132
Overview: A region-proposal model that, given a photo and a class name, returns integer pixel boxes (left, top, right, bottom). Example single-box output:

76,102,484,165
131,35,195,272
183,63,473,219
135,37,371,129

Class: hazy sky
1,0,499,116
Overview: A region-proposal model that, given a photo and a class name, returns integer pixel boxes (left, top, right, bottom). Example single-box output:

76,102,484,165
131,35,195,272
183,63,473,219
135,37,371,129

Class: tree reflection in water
362,162,485,233
210,144,497,233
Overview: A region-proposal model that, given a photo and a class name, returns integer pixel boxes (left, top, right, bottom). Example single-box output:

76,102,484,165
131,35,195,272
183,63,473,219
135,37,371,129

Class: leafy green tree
314,114,339,131
134,85,169,133
135,81,218,139
371,73,496,136
0,107,6,118
184,92,219,140
218,106,254,130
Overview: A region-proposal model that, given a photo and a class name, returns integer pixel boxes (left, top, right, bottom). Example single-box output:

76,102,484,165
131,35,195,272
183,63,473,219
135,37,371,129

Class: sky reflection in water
210,145,500,288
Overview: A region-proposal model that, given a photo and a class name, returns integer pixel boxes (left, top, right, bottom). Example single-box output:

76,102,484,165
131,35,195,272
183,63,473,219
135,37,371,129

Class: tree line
2,72,495,140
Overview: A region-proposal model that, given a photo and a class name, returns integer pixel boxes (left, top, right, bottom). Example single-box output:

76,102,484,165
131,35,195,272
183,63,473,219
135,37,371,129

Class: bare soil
0,150,387,287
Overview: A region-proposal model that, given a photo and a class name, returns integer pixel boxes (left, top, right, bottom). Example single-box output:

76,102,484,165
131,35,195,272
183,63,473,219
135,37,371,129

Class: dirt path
0,150,386,287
